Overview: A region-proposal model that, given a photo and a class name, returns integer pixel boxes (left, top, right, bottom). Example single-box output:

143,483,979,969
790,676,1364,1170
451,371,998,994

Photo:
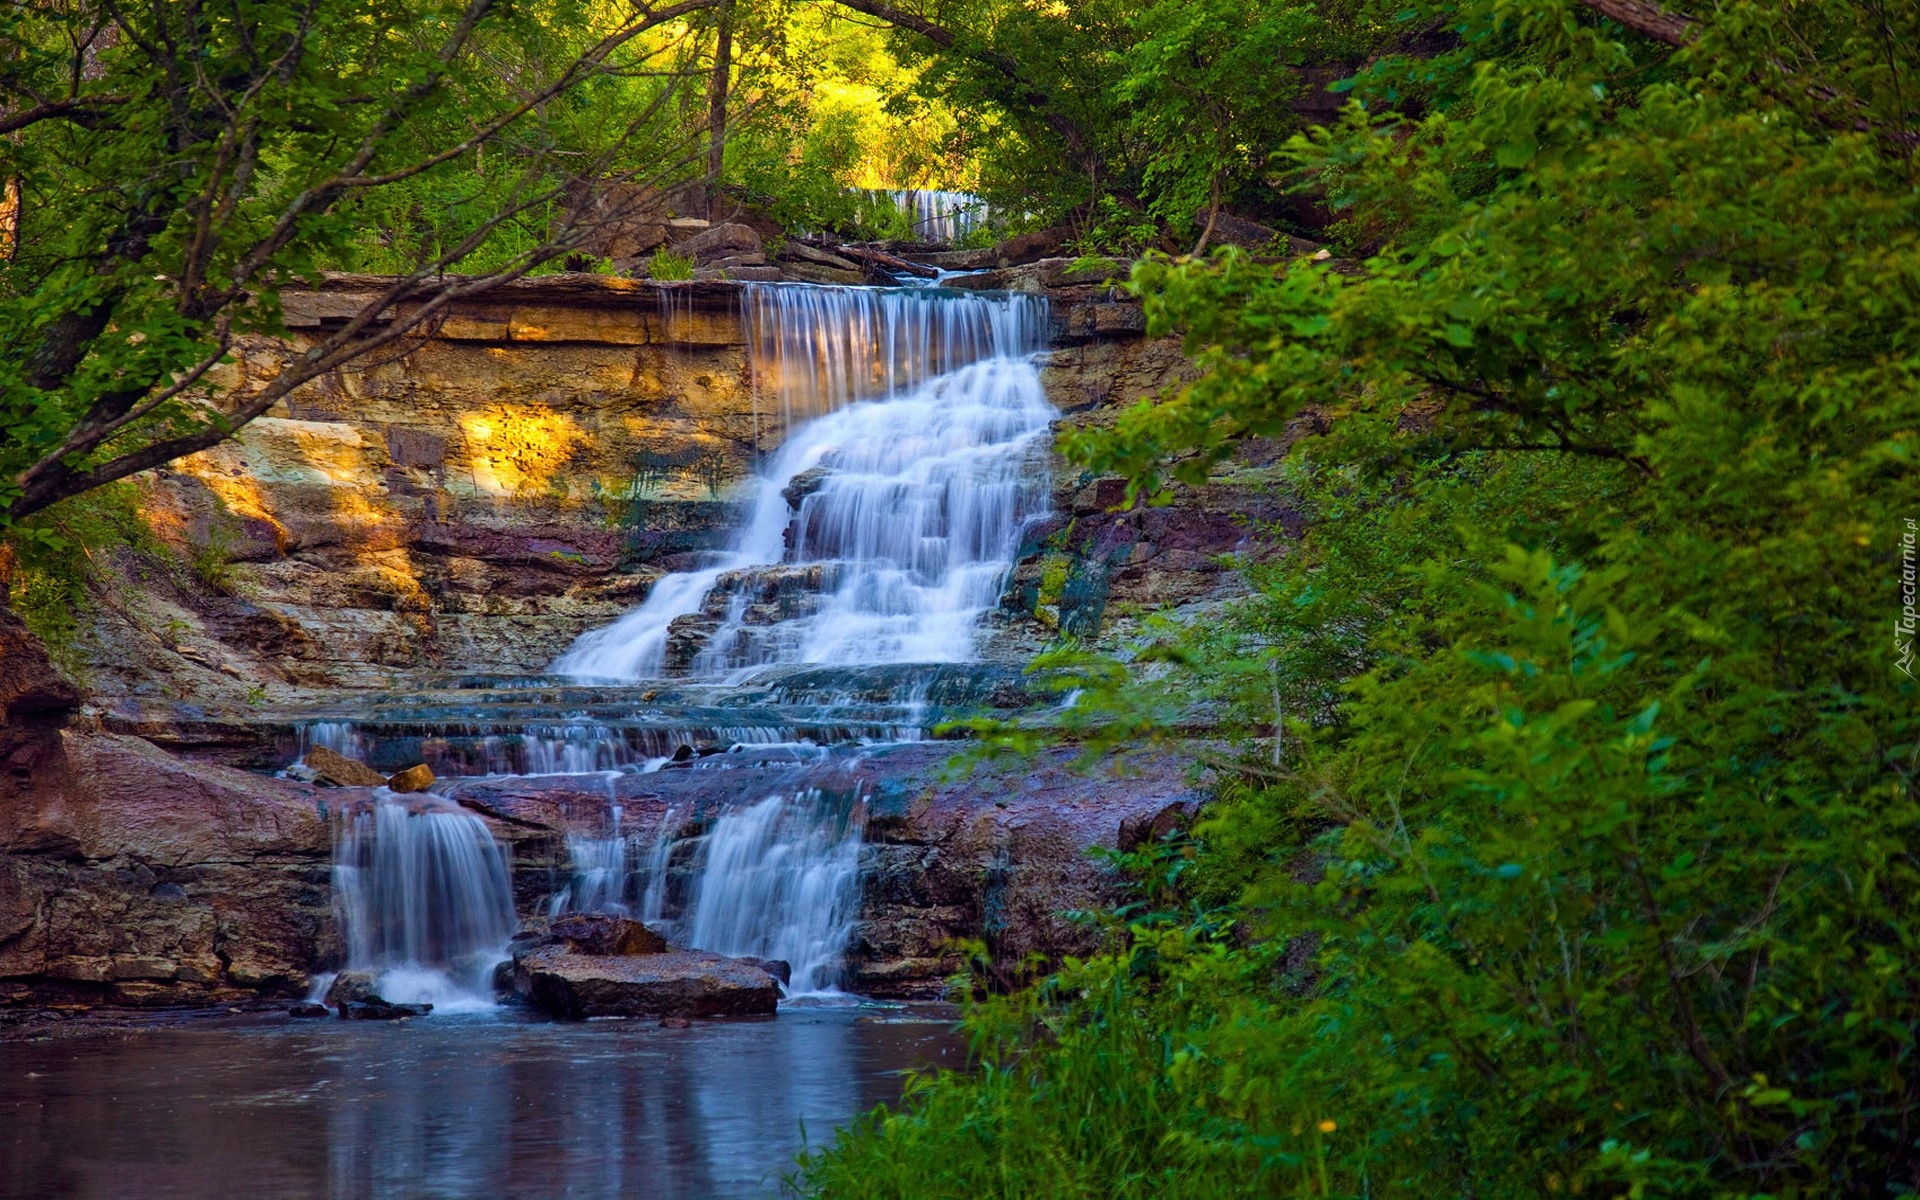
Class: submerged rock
514,945,779,1019
341,997,433,1020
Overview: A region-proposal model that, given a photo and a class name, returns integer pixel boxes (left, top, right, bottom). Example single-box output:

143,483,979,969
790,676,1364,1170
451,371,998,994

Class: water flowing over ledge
304,283,1057,1005
330,793,519,1007
553,284,1055,683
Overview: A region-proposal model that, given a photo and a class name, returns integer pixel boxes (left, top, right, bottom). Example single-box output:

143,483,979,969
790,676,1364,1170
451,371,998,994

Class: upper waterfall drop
552,285,1055,683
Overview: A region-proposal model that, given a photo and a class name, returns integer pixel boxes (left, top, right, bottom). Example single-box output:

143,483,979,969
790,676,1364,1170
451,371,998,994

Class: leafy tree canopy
803,0,1920,1194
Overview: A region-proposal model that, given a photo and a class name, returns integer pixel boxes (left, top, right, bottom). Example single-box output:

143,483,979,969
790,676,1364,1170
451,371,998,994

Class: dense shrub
805,1,1920,1194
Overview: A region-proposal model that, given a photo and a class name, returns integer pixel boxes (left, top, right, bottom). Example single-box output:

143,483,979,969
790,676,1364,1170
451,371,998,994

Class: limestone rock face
513,944,779,1018
39,270,1209,714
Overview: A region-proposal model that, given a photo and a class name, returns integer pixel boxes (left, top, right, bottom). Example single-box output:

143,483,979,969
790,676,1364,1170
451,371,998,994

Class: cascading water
850,188,993,243
552,285,1053,683
330,795,520,1007
316,282,1053,1010
550,788,866,996
683,790,866,995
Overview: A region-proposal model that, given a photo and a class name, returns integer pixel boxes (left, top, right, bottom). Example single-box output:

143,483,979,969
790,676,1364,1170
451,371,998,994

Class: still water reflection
0,1007,960,1199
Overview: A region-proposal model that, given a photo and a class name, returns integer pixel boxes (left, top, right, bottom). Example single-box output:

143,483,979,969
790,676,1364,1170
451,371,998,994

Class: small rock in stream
287,1002,330,1018
386,763,436,793
323,970,381,1009
342,998,433,1020
658,1017,693,1029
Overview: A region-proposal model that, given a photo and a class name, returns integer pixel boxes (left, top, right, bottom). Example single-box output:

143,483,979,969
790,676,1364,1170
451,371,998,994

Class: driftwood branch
1577,0,1698,46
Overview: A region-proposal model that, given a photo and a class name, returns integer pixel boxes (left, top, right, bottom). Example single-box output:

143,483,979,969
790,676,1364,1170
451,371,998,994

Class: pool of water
0,1005,961,1199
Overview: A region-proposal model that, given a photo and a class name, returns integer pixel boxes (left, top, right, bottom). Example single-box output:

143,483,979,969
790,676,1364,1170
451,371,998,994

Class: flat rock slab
517,946,778,1019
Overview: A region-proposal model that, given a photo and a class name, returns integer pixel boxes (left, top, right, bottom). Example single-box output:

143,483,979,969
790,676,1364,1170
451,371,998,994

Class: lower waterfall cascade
313,282,1054,1006
328,793,520,1007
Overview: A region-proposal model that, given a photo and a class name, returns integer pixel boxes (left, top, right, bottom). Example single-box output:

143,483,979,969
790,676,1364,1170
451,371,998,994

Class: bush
647,249,695,281
805,2,1920,1194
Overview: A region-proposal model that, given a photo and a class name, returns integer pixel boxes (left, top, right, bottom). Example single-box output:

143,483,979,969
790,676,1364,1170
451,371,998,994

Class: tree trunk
706,0,734,223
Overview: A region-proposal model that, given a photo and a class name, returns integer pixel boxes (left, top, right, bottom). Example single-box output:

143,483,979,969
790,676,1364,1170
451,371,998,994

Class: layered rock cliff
2,266,1295,1009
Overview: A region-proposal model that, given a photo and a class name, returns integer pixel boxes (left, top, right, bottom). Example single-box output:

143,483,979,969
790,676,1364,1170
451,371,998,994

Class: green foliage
648,249,698,282
0,0,714,525
879,0,1388,245
2,484,155,674
808,1,1920,1195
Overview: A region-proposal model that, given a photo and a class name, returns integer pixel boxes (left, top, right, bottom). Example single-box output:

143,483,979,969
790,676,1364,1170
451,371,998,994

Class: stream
0,1007,960,1198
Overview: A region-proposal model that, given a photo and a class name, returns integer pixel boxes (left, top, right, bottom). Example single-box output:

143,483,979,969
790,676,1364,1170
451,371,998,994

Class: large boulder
672,222,765,267
514,944,779,1019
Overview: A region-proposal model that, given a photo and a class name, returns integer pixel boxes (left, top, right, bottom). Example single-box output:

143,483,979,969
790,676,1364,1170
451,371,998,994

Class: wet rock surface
545,914,669,956
439,741,1204,997
512,944,779,1019
0,725,340,1008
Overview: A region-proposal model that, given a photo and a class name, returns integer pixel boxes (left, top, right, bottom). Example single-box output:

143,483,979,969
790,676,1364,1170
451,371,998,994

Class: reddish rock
548,913,668,956
0,728,339,1006
0,606,80,731
515,945,779,1019
306,745,387,788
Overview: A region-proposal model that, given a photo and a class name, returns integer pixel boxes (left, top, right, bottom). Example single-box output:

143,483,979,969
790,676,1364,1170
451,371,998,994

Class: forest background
3,0,1918,1194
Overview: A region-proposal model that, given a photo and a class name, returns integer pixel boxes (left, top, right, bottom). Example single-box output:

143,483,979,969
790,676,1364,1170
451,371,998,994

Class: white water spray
330,795,519,1007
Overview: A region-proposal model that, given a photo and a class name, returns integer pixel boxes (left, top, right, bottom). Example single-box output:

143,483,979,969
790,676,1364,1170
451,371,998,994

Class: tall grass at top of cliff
648,249,695,281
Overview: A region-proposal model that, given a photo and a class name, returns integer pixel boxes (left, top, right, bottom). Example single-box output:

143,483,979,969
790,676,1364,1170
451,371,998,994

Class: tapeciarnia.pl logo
1900,518,1917,679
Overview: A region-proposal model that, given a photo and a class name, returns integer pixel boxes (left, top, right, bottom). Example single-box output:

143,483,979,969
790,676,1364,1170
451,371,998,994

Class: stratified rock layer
0,611,341,1006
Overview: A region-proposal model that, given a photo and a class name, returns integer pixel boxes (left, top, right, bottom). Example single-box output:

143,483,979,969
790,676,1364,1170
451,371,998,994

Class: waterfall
743,284,1045,425
330,795,519,1006
552,285,1054,682
850,188,993,243
551,789,867,996
683,791,866,995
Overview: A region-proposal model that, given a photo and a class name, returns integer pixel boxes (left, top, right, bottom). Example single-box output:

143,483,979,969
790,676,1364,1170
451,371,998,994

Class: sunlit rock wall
77,273,1196,703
